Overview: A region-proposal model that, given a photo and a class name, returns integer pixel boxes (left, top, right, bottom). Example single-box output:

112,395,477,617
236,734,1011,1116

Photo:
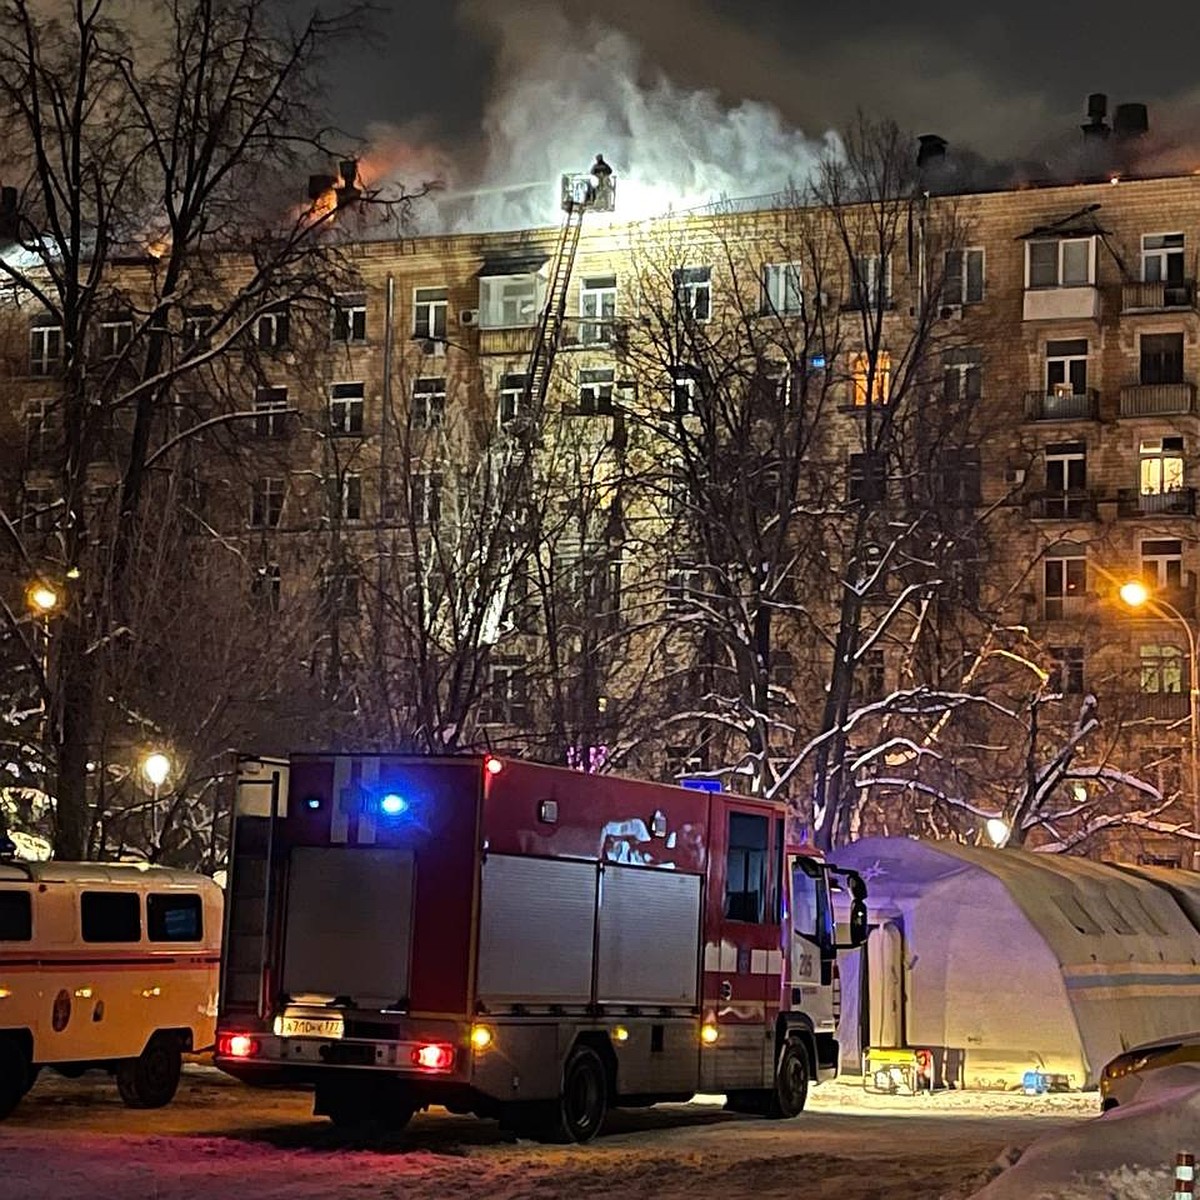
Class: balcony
559,316,629,352
1023,286,1102,322
1024,389,1099,421
1121,279,1197,313
1126,691,1191,722
1027,491,1099,521
1042,594,1087,622
478,325,538,357
1117,487,1197,518
1119,381,1196,417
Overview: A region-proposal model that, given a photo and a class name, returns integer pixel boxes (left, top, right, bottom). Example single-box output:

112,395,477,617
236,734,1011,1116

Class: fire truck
215,754,867,1141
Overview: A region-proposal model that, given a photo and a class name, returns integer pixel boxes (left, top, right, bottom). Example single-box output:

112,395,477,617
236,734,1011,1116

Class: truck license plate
278,1013,344,1040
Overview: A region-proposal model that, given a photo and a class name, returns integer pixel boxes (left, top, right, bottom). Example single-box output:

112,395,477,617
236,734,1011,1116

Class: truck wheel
766,1039,809,1119
556,1045,608,1143
116,1035,182,1109
0,1040,29,1120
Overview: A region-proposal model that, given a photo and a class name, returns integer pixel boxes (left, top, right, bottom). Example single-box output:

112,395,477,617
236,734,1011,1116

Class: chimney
1081,93,1110,140
336,159,361,207
917,134,948,168
307,173,337,200
1113,102,1149,139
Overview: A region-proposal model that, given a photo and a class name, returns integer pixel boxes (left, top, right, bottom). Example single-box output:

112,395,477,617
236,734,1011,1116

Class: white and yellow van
0,860,222,1119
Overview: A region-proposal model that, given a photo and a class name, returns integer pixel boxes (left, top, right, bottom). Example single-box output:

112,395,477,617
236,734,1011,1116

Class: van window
0,891,32,940
81,891,141,942
147,893,202,942
724,811,769,922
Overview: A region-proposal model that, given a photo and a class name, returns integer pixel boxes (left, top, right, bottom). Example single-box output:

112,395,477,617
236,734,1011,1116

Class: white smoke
405,2,840,233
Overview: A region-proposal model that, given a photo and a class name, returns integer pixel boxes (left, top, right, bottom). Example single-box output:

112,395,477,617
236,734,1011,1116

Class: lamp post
141,751,172,848
1120,579,1200,868
25,581,61,738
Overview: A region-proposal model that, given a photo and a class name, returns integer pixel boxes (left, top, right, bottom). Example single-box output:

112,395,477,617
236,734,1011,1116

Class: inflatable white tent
832,838,1200,1089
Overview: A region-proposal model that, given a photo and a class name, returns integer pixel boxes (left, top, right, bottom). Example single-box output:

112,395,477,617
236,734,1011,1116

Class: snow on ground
974,1065,1200,1200
0,1069,1096,1200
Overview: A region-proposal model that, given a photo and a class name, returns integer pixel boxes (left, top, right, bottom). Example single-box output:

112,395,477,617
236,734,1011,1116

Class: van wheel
555,1045,608,1143
0,1040,29,1119
117,1035,182,1109
765,1039,809,1119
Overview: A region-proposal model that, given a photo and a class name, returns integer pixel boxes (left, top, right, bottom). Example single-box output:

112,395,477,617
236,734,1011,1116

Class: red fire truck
215,754,866,1141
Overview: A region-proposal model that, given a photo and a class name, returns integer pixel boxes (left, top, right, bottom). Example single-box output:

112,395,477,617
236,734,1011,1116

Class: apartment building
7,167,1200,863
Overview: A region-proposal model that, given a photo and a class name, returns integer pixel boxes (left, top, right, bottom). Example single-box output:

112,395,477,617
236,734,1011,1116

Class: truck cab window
81,891,141,942
148,893,203,942
0,890,31,940
724,812,769,922
790,864,820,940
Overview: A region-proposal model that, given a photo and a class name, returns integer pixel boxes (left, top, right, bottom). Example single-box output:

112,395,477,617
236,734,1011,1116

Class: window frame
81,890,142,943
674,266,712,322
763,261,804,316
578,366,615,415
1043,554,1086,619
29,321,63,376
943,247,985,305
1140,436,1185,496
146,893,203,943
411,377,447,429
580,275,617,343
253,386,289,438
1141,233,1185,284
1026,237,1096,289
331,293,367,343
328,381,365,436
251,476,285,528
413,286,448,340
723,810,770,924
479,273,542,329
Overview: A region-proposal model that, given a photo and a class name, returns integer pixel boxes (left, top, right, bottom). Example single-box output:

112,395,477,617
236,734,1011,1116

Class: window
253,386,289,438
1044,554,1085,619
937,450,982,507
0,891,31,941
482,656,529,725
411,377,446,429
942,348,982,404
724,811,769,922
1045,441,1087,502
1045,339,1088,395
29,321,62,376
1027,238,1094,288
851,254,891,308
1141,538,1183,589
665,562,703,610
1141,746,1183,801
770,649,796,690
479,273,541,328
81,891,141,942
848,452,885,502
147,893,202,942
413,287,448,340
1142,233,1185,284
256,304,289,350
412,471,442,525
1049,645,1085,694
665,745,706,781
499,373,528,425
1141,437,1185,495
851,350,891,406
860,648,886,701
672,373,698,416
580,275,617,343
329,381,364,435
578,367,614,415
944,248,985,305
1141,643,1184,694
98,319,133,358
674,266,712,321
320,569,360,617
1140,333,1184,385
22,486,56,533
182,309,213,354
332,472,362,521
25,398,56,456
251,477,285,528
251,562,281,610
763,262,804,315
331,293,367,343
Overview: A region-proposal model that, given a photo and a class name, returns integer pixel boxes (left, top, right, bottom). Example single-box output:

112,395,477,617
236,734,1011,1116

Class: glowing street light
1120,578,1200,868
142,752,171,788
26,582,60,615
985,817,1010,847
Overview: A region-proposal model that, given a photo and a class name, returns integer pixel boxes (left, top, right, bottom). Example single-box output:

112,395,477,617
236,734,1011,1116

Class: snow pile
974,1065,1200,1199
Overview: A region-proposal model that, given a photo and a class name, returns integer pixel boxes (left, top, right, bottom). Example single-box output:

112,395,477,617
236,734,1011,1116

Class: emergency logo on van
51,988,71,1032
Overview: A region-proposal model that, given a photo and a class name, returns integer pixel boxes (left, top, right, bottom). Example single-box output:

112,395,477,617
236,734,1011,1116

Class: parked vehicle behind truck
0,860,222,1119
216,754,867,1141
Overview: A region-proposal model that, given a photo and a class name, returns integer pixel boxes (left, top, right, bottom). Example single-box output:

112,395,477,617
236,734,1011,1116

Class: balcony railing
559,316,629,351
1042,594,1087,621
1125,691,1191,721
1023,286,1102,322
1121,279,1197,313
1117,487,1197,518
1024,389,1099,421
478,325,538,356
1119,381,1196,417
1027,491,1099,521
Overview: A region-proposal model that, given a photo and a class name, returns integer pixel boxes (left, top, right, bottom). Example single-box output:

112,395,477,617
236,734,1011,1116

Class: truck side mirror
844,899,869,949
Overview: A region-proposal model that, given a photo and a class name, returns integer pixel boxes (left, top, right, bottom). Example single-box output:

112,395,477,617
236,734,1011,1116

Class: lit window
851,350,891,407
1140,437,1185,495
1140,643,1184,694
479,273,541,328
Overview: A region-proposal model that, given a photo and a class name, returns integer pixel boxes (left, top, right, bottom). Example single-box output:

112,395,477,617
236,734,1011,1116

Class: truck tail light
412,1042,455,1071
484,755,503,776
218,1033,260,1059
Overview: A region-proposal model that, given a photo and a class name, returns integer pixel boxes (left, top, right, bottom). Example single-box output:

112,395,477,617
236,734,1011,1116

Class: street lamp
25,581,61,737
26,582,60,615
141,752,172,846
1121,579,1200,868
985,817,1010,847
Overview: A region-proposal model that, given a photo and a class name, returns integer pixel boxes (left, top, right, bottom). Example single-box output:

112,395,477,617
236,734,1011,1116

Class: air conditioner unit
940,303,963,320
460,308,479,326
1005,467,1026,486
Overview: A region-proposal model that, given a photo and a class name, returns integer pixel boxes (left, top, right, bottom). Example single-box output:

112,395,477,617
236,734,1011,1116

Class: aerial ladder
521,155,615,414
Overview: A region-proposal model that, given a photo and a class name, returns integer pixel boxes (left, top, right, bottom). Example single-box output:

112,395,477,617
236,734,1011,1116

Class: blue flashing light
305,795,322,811
380,793,409,817
809,354,828,370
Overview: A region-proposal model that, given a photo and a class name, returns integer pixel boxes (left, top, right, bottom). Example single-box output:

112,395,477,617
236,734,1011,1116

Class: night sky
286,0,1200,230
